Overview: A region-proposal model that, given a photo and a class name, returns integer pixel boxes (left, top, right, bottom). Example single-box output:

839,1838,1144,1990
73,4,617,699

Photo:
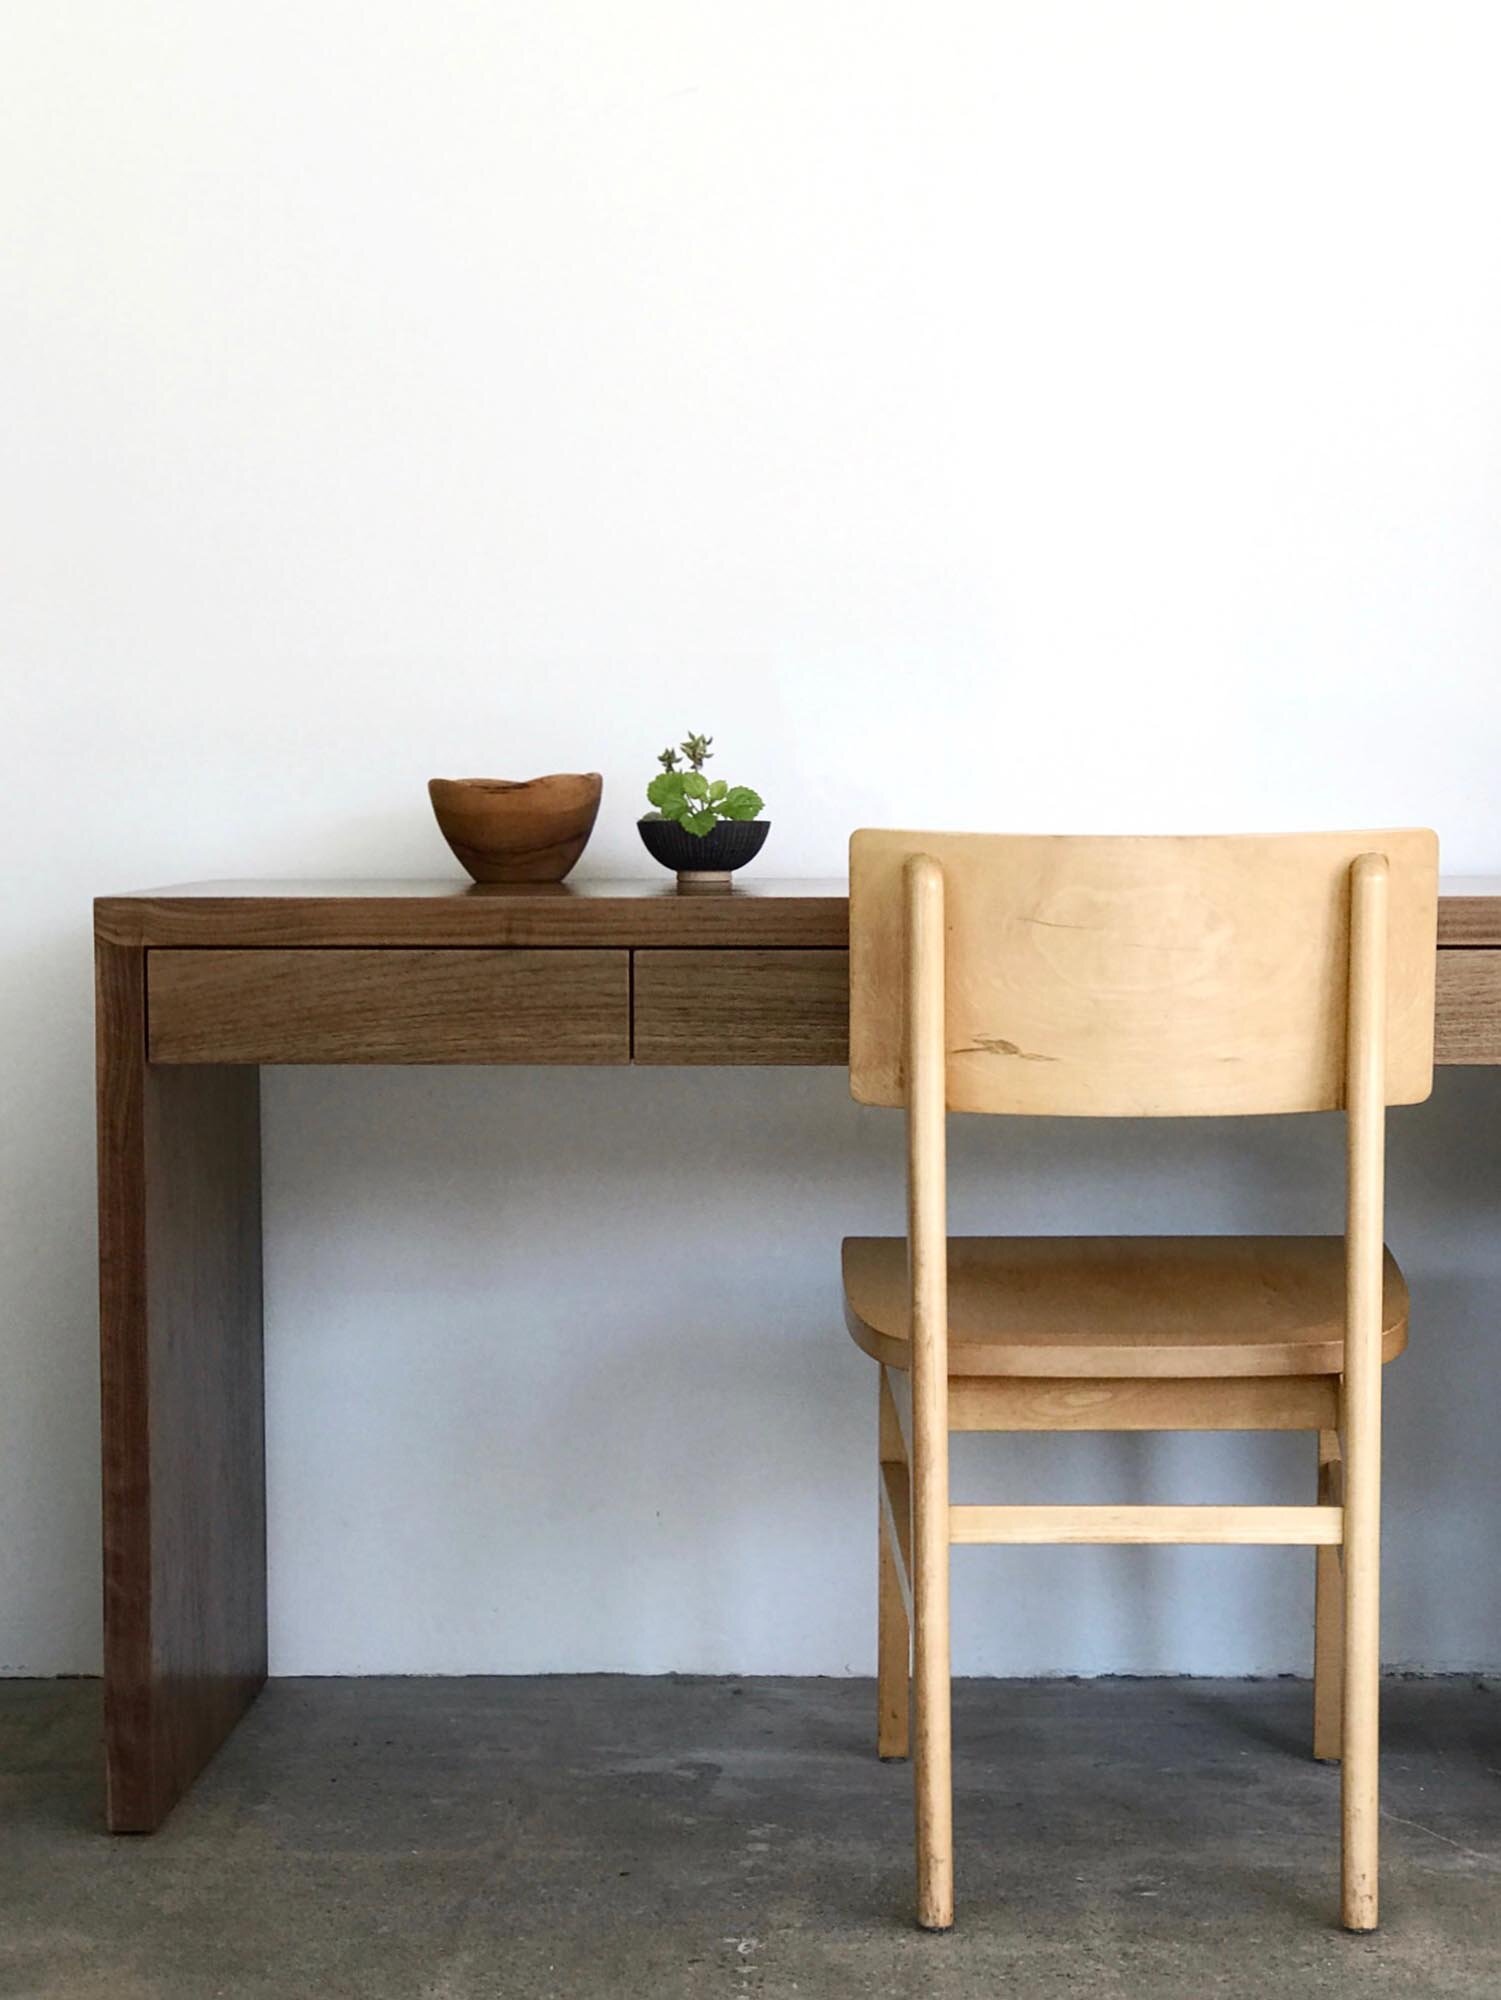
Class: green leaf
647,772,686,808
660,796,690,822
682,771,709,801
708,778,727,802
682,808,718,836
719,786,763,821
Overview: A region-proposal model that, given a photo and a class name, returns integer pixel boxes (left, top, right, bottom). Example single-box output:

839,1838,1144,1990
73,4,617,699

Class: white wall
3,1,1499,1678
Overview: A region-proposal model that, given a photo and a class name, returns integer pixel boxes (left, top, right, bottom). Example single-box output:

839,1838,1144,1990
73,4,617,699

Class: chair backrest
849,830,1438,1117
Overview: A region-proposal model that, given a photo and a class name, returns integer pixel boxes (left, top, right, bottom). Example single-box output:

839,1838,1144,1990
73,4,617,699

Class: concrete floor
3,1677,1500,1998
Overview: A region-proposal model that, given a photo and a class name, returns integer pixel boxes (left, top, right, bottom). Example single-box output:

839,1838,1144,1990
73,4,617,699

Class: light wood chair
844,829,1439,1933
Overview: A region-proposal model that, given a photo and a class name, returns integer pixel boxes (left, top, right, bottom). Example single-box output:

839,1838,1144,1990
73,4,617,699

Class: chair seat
842,1236,1408,1379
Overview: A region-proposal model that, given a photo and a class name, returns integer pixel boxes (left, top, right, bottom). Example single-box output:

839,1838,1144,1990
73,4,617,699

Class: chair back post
1341,851,1390,1932
904,852,953,1930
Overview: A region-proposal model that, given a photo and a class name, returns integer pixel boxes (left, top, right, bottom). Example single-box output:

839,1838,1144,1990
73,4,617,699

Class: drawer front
633,949,850,1065
148,950,630,1064
1436,950,1501,1065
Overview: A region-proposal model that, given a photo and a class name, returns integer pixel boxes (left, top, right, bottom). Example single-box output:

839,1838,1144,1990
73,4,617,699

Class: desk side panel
98,939,266,1830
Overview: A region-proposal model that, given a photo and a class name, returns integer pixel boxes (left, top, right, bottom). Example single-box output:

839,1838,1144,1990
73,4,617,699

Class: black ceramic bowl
637,817,770,880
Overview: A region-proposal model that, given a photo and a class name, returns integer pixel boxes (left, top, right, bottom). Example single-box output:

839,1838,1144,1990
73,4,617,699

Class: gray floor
3,1678,1500,1998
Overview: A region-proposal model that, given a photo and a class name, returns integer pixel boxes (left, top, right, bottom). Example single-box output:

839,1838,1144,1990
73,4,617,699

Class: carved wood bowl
428,773,603,883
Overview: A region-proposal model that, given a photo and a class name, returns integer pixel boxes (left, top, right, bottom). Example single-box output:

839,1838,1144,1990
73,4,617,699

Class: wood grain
945,1374,1339,1431
843,1235,1409,1379
1436,878,1501,946
632,950,850,1064
147,950,629,1064
91,870,1488,952
880,1460,914,1613
1314,1430,1345,1763
949,1504,1344,1546
877,1370,911,1761
427,773,602,884
95,879,850,950
97,940,266,1832
1434,949,1501,1063
89,878,1501,1074
849,829,1439,1114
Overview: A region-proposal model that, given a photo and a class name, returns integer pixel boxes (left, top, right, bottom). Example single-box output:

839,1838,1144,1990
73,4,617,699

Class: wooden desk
93,876,1501,1829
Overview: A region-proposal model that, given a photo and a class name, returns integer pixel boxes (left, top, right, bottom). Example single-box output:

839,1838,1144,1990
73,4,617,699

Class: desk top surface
96,875,1501,950
95,878,853,948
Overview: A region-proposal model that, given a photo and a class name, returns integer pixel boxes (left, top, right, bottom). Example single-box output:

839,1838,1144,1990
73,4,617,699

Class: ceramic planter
637,817,770,883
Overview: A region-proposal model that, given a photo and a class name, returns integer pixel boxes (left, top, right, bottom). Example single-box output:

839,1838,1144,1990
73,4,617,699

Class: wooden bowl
428,773,603,883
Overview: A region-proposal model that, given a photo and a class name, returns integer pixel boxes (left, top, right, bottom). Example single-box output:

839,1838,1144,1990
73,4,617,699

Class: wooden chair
843,829,1438,1933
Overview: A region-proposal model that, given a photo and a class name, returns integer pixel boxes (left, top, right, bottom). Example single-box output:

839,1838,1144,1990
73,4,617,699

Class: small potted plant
638,731,768,883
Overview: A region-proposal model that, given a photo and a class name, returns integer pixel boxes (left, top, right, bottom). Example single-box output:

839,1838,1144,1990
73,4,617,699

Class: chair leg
1341,1387,1382,1932
878,1504,911,1760
911,1391,953,1930
1313,1430,1344,1762
877,1377,910,1761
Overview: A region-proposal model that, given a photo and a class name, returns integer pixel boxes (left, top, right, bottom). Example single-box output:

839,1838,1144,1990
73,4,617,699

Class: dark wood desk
94,876,1501,1829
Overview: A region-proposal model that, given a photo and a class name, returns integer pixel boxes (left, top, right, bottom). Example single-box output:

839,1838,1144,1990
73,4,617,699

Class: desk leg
97,941,266,1831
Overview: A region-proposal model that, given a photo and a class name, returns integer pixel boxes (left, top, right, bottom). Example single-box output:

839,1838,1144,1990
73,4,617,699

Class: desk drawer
147,949,630,1064
633,949,850,1065
1436,951,1501,1064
